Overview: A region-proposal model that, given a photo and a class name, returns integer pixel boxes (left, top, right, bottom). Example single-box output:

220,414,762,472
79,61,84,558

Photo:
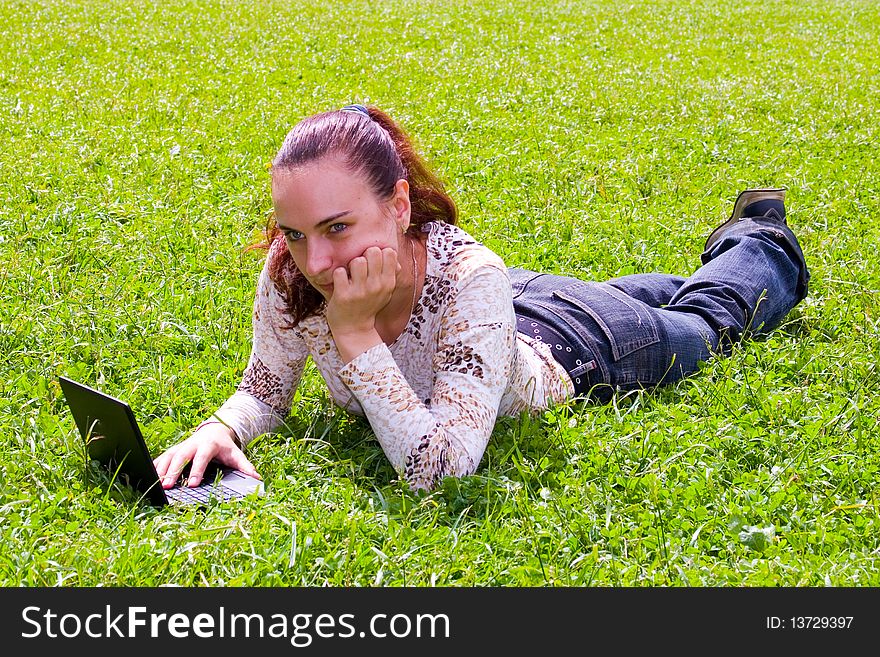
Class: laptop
58,376,264,506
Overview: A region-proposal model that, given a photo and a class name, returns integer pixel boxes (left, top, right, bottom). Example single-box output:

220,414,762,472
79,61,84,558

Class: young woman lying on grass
154,104,810,492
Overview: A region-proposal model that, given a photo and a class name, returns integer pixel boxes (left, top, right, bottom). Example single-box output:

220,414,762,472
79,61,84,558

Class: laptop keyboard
165,482,239,505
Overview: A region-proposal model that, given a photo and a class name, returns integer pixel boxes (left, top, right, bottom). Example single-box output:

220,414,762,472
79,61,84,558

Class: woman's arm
337,264,514,491
154,250,309,487
214,254,310,445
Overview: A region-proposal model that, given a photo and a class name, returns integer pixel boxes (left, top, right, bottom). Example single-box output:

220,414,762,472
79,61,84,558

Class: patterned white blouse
211,221,574,490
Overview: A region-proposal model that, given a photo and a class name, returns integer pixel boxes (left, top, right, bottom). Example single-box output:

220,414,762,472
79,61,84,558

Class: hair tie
340,104,370,119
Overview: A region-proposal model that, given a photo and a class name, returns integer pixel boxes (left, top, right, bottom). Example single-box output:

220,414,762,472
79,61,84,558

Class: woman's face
271,156,411,299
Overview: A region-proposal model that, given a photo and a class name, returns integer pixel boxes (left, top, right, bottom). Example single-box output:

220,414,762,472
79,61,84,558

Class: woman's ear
392,178,411,230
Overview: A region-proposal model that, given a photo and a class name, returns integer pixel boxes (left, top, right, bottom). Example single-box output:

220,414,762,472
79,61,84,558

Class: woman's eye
283,230,303,241
329,223,347,234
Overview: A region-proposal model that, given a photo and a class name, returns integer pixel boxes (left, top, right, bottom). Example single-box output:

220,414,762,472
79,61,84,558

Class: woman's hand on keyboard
152,422,261,489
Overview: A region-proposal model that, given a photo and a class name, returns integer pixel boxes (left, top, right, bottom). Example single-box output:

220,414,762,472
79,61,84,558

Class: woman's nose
304,241,332,278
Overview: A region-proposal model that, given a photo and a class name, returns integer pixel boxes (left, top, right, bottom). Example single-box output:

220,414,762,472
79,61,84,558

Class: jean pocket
507,267,546,300
552,282,660,361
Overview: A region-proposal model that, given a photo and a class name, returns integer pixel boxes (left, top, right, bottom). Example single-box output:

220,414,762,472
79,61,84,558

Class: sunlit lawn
1,0,879,585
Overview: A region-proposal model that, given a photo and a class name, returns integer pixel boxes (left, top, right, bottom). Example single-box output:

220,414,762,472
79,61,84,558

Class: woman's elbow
402,437,477,492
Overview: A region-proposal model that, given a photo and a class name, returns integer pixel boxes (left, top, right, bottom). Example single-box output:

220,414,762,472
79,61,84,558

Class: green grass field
2,0,879,586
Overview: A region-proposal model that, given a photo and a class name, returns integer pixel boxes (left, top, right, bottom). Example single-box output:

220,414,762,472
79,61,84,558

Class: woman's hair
249,105,458,326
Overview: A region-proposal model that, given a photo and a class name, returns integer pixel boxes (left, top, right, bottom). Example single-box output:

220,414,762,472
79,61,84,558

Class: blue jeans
510,220,809,402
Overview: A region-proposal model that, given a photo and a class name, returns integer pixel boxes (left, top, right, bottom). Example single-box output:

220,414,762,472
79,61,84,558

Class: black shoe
704,188,787,252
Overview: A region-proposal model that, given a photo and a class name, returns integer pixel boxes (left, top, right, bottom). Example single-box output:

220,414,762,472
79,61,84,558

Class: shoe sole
704,187,787,252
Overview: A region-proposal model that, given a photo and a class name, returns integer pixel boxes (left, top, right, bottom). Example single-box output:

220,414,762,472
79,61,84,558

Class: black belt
515,315,595,394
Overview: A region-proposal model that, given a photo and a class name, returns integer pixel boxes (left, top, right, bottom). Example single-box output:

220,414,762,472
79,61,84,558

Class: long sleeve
212,250,309,447
337,264,514,490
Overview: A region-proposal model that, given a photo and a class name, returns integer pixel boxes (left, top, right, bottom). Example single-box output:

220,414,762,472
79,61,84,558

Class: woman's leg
664,224,806,351
605,273,686,308
511,193,809,401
